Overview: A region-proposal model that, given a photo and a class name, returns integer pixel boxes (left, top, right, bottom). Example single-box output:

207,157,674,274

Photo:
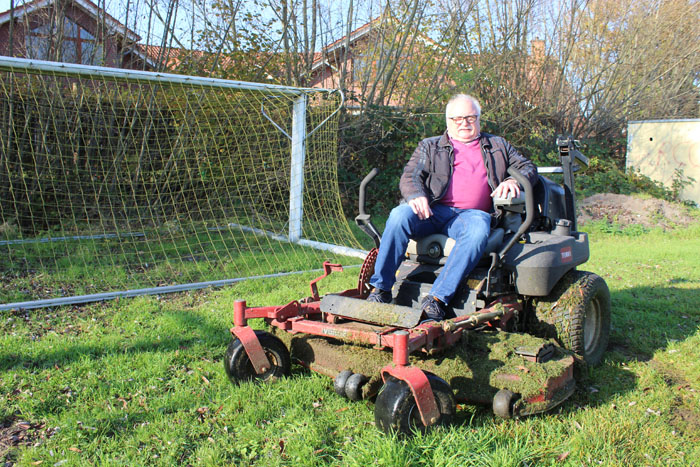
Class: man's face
446,98,481,143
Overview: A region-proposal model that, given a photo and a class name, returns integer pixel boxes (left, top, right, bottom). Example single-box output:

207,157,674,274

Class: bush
576,167,671,199
575,138,695,204
338,106,443,215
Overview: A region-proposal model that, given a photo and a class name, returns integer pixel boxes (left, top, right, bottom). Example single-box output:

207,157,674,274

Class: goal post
290,93,307,243
0,56,366,310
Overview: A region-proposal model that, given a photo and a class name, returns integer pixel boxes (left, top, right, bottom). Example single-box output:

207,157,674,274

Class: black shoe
366,288,392,304
421,295,446,321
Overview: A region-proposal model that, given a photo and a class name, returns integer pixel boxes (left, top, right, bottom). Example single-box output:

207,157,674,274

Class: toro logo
560,247,573,263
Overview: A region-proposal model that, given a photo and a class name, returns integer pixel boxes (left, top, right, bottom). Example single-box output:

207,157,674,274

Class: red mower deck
226,260,576,432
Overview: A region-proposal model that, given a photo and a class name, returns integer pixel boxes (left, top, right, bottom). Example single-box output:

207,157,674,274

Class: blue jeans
369,203,491,304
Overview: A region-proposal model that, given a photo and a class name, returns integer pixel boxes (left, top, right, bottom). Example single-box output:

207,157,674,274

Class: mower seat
405,229,504,265
404,194,525,265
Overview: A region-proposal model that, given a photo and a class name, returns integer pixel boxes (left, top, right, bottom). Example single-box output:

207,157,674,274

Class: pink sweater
440,138,492,212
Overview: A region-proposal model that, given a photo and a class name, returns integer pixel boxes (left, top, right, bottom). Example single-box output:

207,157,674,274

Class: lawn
1,223,700,466
0,221,363,306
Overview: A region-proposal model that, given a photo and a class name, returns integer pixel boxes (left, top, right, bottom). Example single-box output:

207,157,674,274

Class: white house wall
626,119,700,204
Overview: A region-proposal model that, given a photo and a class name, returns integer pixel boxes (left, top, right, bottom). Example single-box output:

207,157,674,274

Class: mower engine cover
502,231,589,296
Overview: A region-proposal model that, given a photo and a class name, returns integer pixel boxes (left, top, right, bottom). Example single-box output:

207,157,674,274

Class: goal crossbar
0,56,335,94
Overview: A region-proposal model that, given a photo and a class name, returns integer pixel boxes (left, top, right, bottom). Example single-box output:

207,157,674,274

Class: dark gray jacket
399,131,538,209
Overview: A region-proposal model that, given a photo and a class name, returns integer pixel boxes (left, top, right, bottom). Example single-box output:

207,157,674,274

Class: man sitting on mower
366,94,539,321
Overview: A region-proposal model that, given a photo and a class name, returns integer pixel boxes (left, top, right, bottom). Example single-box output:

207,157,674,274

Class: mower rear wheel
223,331,291,384
530,271,611,365
374,373,455,436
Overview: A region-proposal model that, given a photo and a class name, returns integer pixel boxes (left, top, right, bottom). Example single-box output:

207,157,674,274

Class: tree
564,0,699,137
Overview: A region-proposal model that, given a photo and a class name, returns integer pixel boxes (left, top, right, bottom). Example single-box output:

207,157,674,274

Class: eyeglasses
448,115,479,124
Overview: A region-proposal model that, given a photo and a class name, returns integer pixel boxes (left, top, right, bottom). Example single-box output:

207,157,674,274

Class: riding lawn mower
223,136,611,435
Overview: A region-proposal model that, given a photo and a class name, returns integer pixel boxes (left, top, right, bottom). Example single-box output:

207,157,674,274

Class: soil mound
577,193,698,230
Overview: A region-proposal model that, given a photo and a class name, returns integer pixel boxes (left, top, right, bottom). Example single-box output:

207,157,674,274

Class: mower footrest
320,295,422,328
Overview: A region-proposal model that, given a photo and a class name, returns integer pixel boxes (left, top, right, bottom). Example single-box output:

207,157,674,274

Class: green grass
2,224,700,466
0,225,365,305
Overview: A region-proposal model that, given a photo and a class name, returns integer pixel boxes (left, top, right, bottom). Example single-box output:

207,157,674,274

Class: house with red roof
308,16,566,114
308,16,440,108
0,0,155,69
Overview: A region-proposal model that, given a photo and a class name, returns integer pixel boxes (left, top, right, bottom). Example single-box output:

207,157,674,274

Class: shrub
338,106,443,215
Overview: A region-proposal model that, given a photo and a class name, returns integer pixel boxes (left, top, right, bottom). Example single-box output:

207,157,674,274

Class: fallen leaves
0,418,57,457
116,396,128,410
196,406,209,422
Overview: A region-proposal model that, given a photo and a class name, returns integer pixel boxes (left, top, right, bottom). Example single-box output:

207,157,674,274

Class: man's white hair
446,94,481,116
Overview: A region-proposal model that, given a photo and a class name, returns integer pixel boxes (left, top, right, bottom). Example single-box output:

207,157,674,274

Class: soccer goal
0,56,365,310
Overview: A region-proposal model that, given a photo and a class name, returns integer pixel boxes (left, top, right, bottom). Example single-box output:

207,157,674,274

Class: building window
26,23,51,59
26,17,104,65
352,53,374,81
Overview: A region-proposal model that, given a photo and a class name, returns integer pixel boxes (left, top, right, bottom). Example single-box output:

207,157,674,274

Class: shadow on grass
607,284,700,362
0,308,232,372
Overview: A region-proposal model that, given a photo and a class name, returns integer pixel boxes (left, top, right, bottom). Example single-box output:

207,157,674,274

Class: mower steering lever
498,167,535,260
358,168,378,216
355,168,382,248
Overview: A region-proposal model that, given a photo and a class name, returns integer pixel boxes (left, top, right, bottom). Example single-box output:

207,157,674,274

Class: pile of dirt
577,194,698,230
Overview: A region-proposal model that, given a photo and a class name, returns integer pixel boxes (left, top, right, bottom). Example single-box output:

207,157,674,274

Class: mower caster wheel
493,389,519,419
223,330,290,385
344,373,368,401
374,373,455,437
334,370,353,397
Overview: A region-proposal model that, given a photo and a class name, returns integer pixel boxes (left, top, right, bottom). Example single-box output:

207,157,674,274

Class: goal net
0,57,365,309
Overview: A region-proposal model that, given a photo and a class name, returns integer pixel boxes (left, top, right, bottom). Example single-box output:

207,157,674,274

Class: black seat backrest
534,175,567,227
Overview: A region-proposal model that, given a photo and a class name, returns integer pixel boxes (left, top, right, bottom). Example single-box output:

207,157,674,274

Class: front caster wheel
374,373,455,436
223,330,291,384
493,388,519,419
